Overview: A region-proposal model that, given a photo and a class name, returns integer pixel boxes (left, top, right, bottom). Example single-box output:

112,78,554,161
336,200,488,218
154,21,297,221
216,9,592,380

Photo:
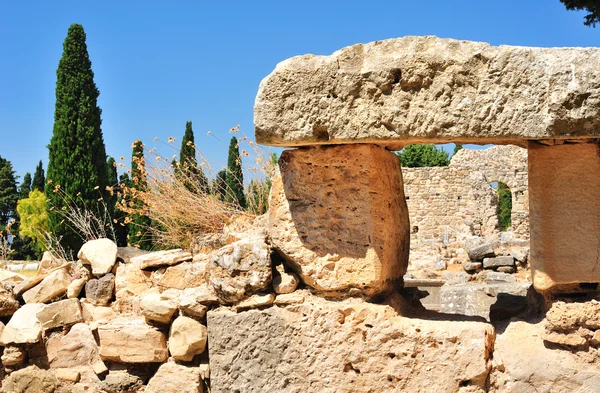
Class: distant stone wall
402,145,529,244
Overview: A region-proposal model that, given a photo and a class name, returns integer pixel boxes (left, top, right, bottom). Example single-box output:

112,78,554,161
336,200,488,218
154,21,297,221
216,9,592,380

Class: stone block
467,243,495,261
140,292,178,324
36,298,83,330
85,273,115,306
208,295,493,393
268,145,409,293
482,256,515,269
169,316,208,362
131,249,192,270
528,142,600,292
22,267,71,304
46,323,104,369
463,262,483,274
97,317,168,363
146,362,204,393
0,303,44,345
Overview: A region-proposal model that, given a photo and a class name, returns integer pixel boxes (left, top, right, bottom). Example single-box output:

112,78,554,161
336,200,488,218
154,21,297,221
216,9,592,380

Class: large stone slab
255,36,600,148
528,142,600,292
0,303,44,345
97,317,168,363
208,295,493,393
269,145,409,292
46,323,104,369
22,266,71,304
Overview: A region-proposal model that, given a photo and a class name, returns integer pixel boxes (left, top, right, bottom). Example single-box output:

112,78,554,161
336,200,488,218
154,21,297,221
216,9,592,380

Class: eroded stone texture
269,145,409,292
145,362,204,393
46,323,104,369
97,317,168,363
208,295,493,393
255,36,600,147
528,142,600,292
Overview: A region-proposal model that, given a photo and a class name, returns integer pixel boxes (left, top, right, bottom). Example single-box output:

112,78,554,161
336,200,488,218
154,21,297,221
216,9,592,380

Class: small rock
80,300,116,328
140,292,178,324
67,278,86,298
235,293,275,311
590,330,600,346
2,365,57,393
85,273,115,306
178,289,208,319
544,331,588,347
274,292,306,306
131,249,192,270
1,345,25,366
98,317,168,363
0,281,19,317
433,259,447,271
497,266,516,274
444,272,470,286
463,262,482,274
36,298,83,330
102,368,146,393
146,362,204,393
22,267,72,304
169,316,208,362
272,264,299,294
467,243,495,261
0,303,44,345
483,256,515,269
38,251,65,275
54,368,81,383
78,238,118,276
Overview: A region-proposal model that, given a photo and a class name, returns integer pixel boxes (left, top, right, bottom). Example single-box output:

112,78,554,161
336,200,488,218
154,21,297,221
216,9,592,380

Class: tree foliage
127,140,152,250
0,156,18,226
497,182,512,231
114,173,129,247
18,173,32,200
177,121,208,193
32,160,45,192
560,0,600,26
46,23,109,254
215,169,227,201
225,136,246,209
396,144,450,168
16,190,48,252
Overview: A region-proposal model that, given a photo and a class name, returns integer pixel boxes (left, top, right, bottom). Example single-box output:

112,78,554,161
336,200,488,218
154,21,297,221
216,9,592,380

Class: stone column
528,141,600,293
268,144,410,294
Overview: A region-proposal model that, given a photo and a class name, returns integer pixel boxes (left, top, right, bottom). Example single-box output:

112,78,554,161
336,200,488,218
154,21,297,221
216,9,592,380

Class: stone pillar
528,141,600,293
268,144,409,294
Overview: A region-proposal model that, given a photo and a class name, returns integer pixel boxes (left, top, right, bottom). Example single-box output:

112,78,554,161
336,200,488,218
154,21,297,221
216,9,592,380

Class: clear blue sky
0,1,598,183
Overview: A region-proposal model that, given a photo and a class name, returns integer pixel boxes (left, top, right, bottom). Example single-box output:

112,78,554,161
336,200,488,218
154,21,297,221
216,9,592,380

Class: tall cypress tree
128,140,152,249
114,173,129,247
46,24,108,253
178,121,208,193
0,156,18,226
215,169,227,201
225,136,246,209
32,160,45,192
18,173,32,200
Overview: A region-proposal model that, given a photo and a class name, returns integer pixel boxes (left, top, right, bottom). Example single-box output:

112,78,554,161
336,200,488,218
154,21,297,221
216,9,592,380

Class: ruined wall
402,145,529,245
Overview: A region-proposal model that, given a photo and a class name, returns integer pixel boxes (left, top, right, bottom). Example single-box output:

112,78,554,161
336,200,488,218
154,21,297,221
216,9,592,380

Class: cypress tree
0,156,18,226
46,24,108,253
18,173,32,200
178,121,208,193
215,169,227,201
114,173,129,247
128,140,152,249
106,157,118,218
225,136,246,209
32,160,45,192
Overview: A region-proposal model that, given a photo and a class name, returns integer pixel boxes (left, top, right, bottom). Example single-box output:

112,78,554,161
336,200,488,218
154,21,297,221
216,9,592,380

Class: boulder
0,282,19,317
268,145,409,293
131,249,192,270
97,317,168,363
77,238,118,276
1,345,25,367
46,323,104,369
0,303,44,345
255,36,600,147
146,362,204,393
22,267,71,304
208,237,272,304
36,298,83,330
440,282,530,322
483,256,515,269
140,292,178,324
2,365,57,393
85,273,115,306
272,264,299,294
208,295,493,393
467,243,495,262
169,316,208,362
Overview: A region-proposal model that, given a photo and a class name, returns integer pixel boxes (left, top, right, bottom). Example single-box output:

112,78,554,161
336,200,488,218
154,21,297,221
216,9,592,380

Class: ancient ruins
0,36,600,393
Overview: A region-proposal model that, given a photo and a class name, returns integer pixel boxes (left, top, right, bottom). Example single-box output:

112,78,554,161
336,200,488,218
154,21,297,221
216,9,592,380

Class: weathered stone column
268,144,410,294
528,141,600,292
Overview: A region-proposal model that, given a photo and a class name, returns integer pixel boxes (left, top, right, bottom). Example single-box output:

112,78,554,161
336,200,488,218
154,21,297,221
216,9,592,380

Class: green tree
32,160,45,192
127,140,152,249
177,121,208,193
214,169,227,201
0,156,18,226
452,144,463,156
396,144,450,168
225,136,246,209
18,173,32,200
16,190,48,252
106,157,118,220
46,24,109,254
497,182,512,231
560,0,600,26
114,173,129,247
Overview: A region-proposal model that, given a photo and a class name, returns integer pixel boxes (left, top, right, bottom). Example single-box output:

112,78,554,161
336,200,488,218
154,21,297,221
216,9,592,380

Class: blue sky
0,1,598,183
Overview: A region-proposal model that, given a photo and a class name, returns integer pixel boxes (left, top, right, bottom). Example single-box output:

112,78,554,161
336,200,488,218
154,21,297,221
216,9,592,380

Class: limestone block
178,288,209,319
482,256,515,269
0,282,19,317
269,145,409,293
67,278,86,298
169,316,208,362
234,293,275,311
463,262,482,274
145,362,204,393
255,36,600,148
85,273,115,306
77,238,118,276
36,298,83,330
2,365,57,393
528,142,600,292
208,236,272,304
54,368,81,383
117,246,150,263
140,292,178,324
467,243,495,262
97,317,168,363
208,295,493,393
46,323,104,369
22,267,71,304
152,259,208,290
131,249,192,270
80,300,115,328
115,261,151,295
0,303,44,345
